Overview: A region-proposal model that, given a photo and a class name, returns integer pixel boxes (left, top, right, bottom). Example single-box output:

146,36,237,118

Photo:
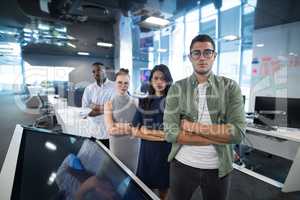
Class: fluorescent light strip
144,16,170,26
23,28,32,33
67,42,76,48
97,42,113,47
256,43,264,47
77,52,90,56
67,35,75,40
157,48,167,53
38,24,50,31
223,35,239,41
55,27,67,33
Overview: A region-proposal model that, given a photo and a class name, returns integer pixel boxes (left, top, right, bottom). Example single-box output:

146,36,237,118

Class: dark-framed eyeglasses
190,49,215,59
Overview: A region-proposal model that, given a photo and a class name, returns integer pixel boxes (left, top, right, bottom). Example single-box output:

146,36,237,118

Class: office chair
33,94,61,132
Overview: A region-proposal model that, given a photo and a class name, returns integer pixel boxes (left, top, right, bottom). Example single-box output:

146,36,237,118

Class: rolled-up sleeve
164,84,181,143
226,81,246,144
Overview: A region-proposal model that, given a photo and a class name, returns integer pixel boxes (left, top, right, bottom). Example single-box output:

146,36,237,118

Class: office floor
0,93,299,199
0,93,41,172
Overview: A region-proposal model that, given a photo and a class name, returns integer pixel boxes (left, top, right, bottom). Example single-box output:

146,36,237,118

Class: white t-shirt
175,82,219,169
81,79,115,139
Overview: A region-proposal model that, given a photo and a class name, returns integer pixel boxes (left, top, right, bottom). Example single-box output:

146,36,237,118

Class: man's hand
88,104,104,117
181,119,195,132
91,104,103,112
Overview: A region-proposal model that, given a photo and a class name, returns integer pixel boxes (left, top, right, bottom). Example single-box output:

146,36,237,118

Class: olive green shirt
164,73,246,177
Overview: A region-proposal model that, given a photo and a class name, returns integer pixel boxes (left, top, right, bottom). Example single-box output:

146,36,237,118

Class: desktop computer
253,96,300,129
287,98,300,128
67,87,85,107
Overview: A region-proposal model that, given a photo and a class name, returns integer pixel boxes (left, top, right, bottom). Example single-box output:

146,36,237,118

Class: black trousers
168,159,231,200
98,139,110,149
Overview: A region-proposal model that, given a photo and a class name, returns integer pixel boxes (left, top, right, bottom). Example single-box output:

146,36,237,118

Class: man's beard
96,76,107,85
194,67,212,76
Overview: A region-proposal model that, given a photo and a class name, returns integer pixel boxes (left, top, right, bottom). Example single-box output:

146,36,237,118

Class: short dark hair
115,68,129,78
190,34,216,52
92,62,104,67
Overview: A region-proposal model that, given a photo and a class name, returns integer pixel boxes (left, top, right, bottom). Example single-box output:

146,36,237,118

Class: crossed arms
104,101,165,141
164,82,246,146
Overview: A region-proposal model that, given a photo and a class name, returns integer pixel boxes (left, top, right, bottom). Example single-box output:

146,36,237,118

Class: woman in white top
104,69,140,173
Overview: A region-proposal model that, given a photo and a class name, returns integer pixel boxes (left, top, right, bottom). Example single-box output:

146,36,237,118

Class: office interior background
0,0,300,199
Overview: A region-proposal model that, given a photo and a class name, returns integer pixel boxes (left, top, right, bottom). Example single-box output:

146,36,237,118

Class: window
185,8,200,54
24,62,74,85
170,17,186,81
0,42,23,92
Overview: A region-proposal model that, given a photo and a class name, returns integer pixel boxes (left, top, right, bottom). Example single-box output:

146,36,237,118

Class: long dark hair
140,64,173,110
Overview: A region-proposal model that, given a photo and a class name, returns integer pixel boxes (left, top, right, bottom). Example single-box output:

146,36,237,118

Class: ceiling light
67,35,76,40
56,35,67,39
24,33,32,37
97,42,113,47
256,43,264,47
67,42,76,48
38,23,50,31
144,16,170,27
157,48,167,53
23,28,32,33
148,47,154,52
56,42,63,46
55,27,67,33
77,51,90,56
223,35,239,41
45,141,57,151
0,30,18,35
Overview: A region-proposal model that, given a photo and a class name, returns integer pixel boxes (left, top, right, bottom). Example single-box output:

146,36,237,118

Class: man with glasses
164,34,246,200
82,62,115,148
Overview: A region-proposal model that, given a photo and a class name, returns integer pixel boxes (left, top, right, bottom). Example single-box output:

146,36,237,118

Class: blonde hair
115,68,129,78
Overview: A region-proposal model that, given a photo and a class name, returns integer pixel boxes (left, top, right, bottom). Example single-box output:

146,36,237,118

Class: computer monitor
3,126,158,200
287,98,300,128
253,96,288,127
53,81,68,98
67,87,85,107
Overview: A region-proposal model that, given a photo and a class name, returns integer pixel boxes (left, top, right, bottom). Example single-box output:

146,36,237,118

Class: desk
49,96,103,139
235,126,300,192
27,86,55,96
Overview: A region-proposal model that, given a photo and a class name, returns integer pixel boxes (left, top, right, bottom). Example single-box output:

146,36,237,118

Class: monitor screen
11,127,157,200
254,96,287,127
287,98,300,128
253,96,300,128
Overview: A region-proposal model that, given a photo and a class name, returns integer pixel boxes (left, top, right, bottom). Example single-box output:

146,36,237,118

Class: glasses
190,49,215,59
